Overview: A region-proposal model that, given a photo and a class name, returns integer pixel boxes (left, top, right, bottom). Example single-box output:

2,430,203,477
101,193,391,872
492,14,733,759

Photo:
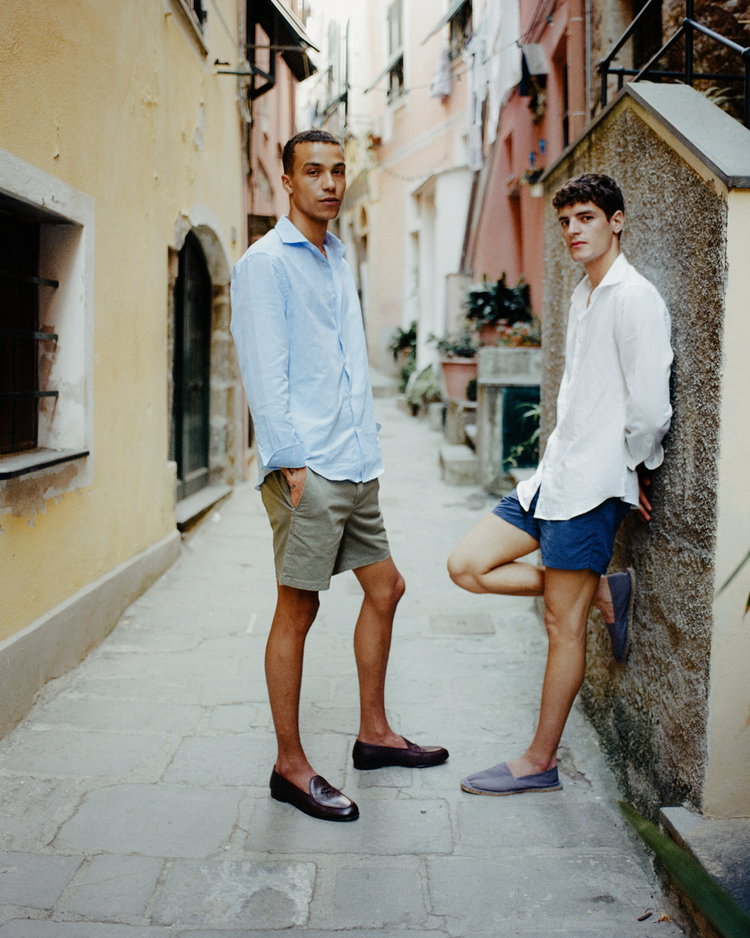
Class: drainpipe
584,0,592,120
568,0,587,140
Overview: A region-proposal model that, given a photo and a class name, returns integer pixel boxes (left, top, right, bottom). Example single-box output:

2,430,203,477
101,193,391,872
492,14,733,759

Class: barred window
0,203,59,456
387,0,405,103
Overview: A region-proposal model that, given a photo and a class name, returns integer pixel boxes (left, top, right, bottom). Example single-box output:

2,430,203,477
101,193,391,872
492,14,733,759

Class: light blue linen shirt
230,216,384,487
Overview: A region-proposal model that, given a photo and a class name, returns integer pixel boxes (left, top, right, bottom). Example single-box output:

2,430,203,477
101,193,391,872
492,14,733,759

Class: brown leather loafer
352,737,449,770
269,769,359,821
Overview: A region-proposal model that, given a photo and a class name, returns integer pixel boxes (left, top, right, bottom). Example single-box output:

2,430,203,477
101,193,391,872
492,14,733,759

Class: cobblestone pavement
0,396,687,937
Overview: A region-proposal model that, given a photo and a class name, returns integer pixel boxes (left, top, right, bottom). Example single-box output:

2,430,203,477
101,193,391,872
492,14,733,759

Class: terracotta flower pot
478,323,501,346
440,358,478,401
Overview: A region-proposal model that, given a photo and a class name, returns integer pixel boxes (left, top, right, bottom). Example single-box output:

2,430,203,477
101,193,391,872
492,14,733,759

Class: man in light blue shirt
231,130,447,822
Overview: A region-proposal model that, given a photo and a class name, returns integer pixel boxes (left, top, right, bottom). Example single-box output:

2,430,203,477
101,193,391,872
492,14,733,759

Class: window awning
251,0,319,82
364,51,403,94
522,44,548,76
422,0,470,44
519,44,548,96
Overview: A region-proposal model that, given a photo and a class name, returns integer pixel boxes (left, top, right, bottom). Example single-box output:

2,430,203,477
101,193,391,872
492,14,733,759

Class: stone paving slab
164,732,350,789
66,677,201,705
172,931,446,938
428,855,679,935
453,798,627,854
58,854,165,918
326,867,427,929
0,777,86,853
27,697,205,735
0,730,169,779
0,852,82,909
152,859,316,928
246,796,453,856
54,785,243,857
0,926,168,937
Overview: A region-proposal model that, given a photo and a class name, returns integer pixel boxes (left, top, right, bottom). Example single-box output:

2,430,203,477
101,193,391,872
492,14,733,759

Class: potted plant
464,274,533,346
405,364,442,415
388,320,417,392
495,314,542,347
430,329,480,401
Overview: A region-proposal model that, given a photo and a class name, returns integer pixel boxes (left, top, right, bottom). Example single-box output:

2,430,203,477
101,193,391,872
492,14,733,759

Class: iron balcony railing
599,0,750,128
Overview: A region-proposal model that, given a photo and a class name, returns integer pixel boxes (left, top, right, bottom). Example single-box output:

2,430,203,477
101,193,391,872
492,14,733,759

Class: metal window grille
0,206,59,456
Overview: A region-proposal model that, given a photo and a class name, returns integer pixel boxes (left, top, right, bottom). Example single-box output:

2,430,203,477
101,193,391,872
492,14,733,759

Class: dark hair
552,173,625,219
282,129,343,175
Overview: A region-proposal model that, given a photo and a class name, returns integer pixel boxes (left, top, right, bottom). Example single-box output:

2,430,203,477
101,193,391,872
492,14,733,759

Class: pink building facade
465,0,587,316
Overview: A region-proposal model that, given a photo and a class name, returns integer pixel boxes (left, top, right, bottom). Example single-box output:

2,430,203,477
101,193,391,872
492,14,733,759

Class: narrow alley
0,395,685,937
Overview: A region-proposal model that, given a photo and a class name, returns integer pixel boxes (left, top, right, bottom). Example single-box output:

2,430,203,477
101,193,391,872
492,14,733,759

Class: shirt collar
276,216,345,259
571,252,630,317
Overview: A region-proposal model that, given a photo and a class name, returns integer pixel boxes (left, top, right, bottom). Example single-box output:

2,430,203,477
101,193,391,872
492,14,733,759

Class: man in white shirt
231,130,447,822
448,173,672,797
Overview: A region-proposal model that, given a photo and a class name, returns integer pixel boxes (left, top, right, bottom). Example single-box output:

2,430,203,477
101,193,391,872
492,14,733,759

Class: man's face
282,141,346,224
557,201,623,265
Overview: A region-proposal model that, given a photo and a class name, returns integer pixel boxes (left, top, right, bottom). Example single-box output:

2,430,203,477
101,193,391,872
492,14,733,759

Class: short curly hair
282,129,343,175
552,173,625,219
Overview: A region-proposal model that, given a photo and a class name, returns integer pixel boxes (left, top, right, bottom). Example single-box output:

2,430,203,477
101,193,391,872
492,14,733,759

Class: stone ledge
439,444,479,486
660,806,750,918
627,82,750,189
175,484,232,531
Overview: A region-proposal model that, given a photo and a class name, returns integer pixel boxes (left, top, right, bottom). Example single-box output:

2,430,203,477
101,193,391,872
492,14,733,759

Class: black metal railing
599,0,750,128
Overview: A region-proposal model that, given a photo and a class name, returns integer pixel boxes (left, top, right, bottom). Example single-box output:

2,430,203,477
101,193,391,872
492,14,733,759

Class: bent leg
266,584,320,790
448,513,543,596
508,566,601,778
352,556,407,748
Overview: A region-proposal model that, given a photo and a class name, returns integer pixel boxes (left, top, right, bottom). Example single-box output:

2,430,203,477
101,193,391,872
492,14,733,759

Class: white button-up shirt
230,216,384,487
517,253,673,520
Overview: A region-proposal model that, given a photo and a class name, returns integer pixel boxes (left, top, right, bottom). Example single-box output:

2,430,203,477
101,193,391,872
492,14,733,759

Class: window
0,149,94,488
449,1,472,58
171,0,209,55
387,0,405,103
178,0,207,31
0,203,59,455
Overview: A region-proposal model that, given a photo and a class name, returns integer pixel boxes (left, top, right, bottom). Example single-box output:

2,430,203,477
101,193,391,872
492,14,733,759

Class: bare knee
543,607,587,647
274,587,320,634
365,570,405,618
447,549,482,593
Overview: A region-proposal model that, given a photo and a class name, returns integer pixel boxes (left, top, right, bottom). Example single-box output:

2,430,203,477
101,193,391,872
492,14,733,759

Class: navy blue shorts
492,488,631,575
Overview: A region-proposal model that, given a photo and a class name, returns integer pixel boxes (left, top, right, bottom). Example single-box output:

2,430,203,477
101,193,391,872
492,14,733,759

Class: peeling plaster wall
0,1,245,642
543,102,726,816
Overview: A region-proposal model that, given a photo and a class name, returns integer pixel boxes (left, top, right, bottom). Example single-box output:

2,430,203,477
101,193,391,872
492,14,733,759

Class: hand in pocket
281,467,307,508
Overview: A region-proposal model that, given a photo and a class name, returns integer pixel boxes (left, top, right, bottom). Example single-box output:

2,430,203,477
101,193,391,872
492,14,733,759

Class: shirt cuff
643,447,664,471
624,441,664,472
266,444,307,470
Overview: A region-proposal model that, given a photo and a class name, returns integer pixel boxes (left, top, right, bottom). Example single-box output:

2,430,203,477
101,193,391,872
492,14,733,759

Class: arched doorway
172,232,211,501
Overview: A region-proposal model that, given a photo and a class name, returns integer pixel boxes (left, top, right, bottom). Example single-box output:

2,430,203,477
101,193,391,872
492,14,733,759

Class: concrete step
439,443,478,486
175,484,232,532
660,806,750,935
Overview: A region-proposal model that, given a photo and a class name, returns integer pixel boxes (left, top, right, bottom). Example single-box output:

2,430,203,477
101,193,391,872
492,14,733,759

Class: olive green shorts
260,468,391,591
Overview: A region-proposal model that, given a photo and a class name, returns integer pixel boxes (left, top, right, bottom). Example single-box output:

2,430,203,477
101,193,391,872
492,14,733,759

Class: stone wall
542,96,728,817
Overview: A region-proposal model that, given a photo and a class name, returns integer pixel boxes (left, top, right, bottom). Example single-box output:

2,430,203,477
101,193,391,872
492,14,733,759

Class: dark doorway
172,232,211,501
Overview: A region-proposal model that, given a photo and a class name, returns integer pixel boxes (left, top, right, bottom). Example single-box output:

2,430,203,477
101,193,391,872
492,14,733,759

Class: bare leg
448,513,542,595
265,584,320,791
508,567,601,777
352,557,407,748
592,575,615,623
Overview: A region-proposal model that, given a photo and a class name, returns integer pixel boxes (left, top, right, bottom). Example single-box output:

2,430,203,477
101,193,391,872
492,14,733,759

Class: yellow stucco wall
0,1,245,641
704,188,750,818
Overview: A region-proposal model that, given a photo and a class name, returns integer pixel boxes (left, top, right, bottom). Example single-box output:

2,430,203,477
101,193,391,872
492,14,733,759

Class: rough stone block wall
542,102,727,817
